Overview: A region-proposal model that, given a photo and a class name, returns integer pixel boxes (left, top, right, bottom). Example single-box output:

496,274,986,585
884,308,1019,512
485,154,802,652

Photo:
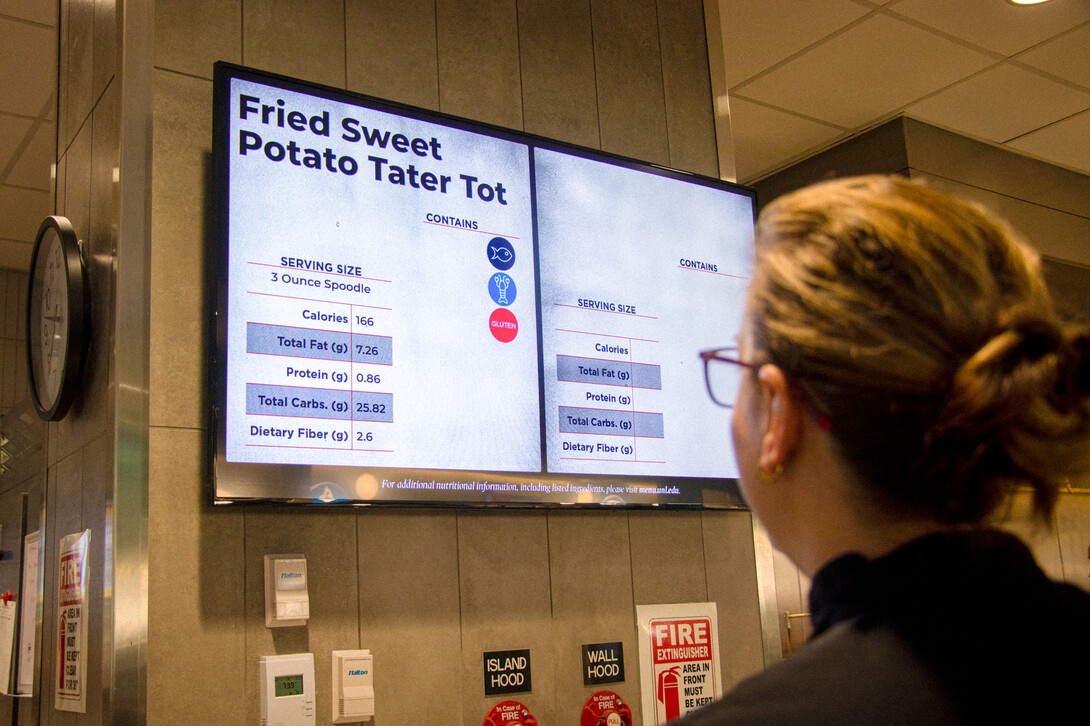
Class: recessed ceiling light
1008,0,1053,5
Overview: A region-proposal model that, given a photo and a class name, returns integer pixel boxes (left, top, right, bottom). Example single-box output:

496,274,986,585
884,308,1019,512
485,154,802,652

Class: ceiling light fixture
1007,0,1053,5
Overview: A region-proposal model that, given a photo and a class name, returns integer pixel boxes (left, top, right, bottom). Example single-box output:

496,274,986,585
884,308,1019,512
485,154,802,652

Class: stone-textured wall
148,2,764,725
0,271,28,420
0,0,123,725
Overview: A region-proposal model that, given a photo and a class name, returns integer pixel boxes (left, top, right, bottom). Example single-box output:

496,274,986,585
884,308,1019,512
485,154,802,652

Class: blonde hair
750,175,1090,523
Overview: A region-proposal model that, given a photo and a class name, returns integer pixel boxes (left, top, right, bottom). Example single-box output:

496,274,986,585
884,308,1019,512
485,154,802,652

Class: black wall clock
25,215,90,421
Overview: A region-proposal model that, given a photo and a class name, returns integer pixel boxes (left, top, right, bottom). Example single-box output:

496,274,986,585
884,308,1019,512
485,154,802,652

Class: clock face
26,216,86,420
30,230,69,405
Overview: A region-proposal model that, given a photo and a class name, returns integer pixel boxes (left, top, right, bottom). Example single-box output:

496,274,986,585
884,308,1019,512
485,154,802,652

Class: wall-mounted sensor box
332,649,375,723
260,653,315,726
264,554,310,627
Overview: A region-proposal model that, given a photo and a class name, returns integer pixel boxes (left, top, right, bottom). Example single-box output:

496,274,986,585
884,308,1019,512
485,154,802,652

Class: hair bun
933,309,1060,436
994,308,1090,407
999,307,1063,362
915,308,1090,521
1059,327,1090,400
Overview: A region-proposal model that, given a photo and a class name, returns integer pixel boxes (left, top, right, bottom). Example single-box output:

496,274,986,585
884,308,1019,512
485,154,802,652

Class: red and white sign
483,699,537,726
580,690,633,726
636,603,721,725
55,530,90,713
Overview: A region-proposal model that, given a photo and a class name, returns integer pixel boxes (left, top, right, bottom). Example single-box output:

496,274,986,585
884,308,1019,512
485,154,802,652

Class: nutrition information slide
240,254,394,458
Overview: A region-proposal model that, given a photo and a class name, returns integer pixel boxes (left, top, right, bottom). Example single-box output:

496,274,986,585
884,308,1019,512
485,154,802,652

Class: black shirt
675,529,1090,725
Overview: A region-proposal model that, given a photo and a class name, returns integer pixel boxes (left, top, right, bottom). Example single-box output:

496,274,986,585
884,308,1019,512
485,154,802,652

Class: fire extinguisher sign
636,603,721,725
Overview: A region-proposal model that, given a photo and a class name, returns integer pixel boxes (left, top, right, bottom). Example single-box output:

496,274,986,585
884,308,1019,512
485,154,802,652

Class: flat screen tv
211,62,756,507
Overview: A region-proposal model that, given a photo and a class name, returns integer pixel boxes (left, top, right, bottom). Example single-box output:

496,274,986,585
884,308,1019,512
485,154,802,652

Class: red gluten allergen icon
489,308,519,342
483,700,538,726
580,690,633,726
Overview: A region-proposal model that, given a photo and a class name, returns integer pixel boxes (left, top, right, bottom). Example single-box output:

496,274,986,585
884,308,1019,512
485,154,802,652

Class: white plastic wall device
264,554,310,627
260,653,315,726
332,649,375,722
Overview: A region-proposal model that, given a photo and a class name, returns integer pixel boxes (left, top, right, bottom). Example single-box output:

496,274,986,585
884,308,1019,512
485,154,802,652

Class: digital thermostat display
275,674,304,697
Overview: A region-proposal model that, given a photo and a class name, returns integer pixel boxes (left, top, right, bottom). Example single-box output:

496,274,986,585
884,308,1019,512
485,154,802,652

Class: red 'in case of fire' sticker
580,690,633,726
483,699,538,726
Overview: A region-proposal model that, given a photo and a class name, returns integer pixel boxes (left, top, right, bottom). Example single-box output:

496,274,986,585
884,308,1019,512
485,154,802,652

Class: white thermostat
332,649,375,723
260,653,315,726
264,554,310,627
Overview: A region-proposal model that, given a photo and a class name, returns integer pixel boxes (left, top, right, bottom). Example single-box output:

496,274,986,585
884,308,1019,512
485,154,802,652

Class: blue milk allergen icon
488,273,517,306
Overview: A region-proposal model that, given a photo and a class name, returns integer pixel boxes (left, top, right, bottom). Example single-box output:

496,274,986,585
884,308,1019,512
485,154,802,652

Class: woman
686,175,1090,725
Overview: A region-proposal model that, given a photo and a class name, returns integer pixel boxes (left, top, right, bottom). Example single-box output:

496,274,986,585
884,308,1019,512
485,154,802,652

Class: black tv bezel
209,61,756,509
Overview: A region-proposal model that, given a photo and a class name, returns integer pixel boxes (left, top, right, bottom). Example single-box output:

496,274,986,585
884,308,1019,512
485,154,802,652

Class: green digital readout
274,673,304,697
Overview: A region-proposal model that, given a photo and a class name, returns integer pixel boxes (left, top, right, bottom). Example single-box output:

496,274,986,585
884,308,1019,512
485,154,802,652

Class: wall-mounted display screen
211,63,756,507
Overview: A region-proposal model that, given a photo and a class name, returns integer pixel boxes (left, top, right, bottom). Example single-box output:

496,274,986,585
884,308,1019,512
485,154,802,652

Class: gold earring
757,463,783,483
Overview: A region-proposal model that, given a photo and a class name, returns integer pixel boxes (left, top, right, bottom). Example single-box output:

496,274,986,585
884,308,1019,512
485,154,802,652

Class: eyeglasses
700,347,836,432
700,347,758,408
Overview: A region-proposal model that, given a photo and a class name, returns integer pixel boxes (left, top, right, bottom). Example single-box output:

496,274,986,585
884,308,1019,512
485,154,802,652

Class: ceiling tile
6,119,54,190
0,238,33,271
905,63,1090,143
716,0,870,88
0,17,56,117
891,0,1090,56
727,97,847,182
735,13,994,128
0,114,32,176
0,184,50,244
1017,24,1090,89
1006,109,1090,177
0,0,57,26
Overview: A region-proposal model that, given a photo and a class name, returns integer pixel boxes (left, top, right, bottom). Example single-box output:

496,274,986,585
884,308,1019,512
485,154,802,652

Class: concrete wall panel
436,0,522,129
346,0,439,110
517,0,600,148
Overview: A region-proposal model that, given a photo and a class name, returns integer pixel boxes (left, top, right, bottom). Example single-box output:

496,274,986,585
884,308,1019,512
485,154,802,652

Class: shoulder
676,621,963,726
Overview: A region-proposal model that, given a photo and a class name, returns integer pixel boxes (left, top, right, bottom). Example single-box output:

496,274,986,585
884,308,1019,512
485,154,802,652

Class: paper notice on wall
636,603,722,725
0,598,16,694
55,530,89,713
19,531,40,695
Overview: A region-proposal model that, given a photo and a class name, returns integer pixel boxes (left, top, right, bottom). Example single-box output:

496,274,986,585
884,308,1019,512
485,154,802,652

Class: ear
756,364,805,473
